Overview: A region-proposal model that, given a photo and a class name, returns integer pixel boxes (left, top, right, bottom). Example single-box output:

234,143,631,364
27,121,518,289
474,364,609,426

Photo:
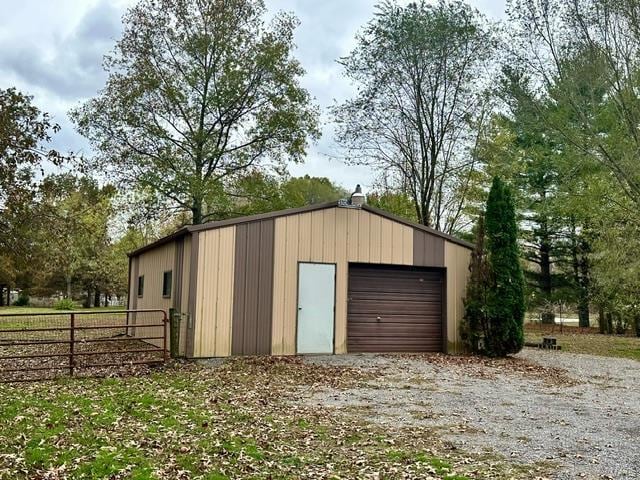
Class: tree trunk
578,301,590,328
66,276,72,299
5,286,8,307
191,197,203,225
83,288,92,308
0,287,4,307
94,289,100,308
606,311,613,335
598,306,606,334
577,234,591,328
539,242,555,325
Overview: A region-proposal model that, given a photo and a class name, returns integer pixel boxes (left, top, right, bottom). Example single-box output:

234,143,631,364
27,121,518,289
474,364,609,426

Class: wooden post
163,310,169,363
168,308,181,359
69,313,75,376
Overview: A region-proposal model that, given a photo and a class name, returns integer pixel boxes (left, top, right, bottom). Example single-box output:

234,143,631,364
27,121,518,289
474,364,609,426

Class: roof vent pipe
350,184,365,207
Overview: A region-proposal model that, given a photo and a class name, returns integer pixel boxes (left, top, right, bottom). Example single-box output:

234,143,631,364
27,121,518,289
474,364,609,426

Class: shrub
13,293,29,307
484,177,525,357
54,298,76,310
461,214,489,352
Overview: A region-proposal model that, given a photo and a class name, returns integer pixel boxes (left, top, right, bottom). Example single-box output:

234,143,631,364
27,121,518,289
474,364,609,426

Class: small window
137,275,144,297
162,270,172,298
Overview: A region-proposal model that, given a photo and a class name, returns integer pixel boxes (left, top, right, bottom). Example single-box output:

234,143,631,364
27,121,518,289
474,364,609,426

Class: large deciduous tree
0,88,64,300
38,174,116,301
333,0,496,232
73,0,320,224
0,88,63,192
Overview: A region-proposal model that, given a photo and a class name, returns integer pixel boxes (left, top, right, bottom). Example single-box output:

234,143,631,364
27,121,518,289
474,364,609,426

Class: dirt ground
302,349,640,480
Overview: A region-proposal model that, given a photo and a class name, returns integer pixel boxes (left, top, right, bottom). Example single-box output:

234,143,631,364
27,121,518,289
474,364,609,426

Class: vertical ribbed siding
231,220,275,355
192,226,235,357
132,241,175,347
271,208,415,355
186,232,199,358
444,242,472,352
413,229,445,267
127,256,139,337
173,238,184,312
178,236,191,357
129,256,139,311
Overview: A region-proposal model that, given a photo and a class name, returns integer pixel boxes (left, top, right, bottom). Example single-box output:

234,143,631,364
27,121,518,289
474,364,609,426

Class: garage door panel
348,298,442,311
348,323,441,334
348,314,441,324
349,291,442,302
347,264,443,353
349,278,441,291
349,300,441,314
349,269,441,279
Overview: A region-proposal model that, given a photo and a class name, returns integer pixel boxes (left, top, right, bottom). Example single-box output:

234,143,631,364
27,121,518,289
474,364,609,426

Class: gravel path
301,350,640,479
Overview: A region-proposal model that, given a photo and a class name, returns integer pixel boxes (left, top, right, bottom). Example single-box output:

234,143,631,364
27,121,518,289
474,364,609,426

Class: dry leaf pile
385,353,578,387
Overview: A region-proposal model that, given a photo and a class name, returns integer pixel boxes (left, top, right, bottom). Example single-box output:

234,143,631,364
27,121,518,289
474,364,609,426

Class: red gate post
69,313,75,376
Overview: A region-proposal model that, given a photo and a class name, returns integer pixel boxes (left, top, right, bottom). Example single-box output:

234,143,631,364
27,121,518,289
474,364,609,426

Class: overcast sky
0,0,505,190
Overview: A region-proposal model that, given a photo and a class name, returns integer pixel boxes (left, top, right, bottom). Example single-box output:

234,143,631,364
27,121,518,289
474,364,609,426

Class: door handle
298,307,302,311
376,316,381,321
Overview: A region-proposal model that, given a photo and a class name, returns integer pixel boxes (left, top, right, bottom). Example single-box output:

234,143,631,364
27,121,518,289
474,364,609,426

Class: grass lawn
0,358,541,480
525,324,640,361
0,306,124,315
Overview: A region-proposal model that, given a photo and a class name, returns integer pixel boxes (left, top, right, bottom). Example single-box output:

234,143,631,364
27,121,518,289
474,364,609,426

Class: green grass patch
525,326,640,361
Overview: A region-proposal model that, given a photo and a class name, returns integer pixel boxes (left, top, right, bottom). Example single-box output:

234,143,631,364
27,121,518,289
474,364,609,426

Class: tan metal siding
271,208,415,355
133,241,175,347
444,242,471,352
231,220,274,355
193,226,235,357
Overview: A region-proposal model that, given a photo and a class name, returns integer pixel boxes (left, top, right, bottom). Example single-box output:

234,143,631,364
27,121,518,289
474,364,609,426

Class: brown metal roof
128,201,473,257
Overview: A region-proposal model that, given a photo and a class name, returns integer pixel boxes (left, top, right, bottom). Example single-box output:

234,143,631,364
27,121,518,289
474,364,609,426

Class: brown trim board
126,256,132,311
231,219,275,355
413,229,445,267
186,232,199,358
173,238,185,312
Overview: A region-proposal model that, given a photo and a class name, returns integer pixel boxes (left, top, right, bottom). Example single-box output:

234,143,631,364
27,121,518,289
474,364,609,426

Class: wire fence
0,309,168,382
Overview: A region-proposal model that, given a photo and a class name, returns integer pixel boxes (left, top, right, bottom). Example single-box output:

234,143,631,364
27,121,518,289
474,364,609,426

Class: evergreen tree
485,177,525,356
462,214,489,352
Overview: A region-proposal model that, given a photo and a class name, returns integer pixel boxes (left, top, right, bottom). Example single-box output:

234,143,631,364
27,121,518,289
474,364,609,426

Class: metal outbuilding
127,201,472,357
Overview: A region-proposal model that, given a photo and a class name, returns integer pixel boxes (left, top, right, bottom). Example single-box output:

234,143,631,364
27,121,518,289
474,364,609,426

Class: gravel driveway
301,350,640,480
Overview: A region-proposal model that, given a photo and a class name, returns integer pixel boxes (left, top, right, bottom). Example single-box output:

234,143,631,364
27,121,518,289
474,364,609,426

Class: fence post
69,313,75,376
169,308,181,359
163,310,169,363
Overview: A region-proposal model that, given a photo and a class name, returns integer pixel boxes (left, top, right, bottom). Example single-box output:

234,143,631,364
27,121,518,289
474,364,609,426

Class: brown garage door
347,264,444,353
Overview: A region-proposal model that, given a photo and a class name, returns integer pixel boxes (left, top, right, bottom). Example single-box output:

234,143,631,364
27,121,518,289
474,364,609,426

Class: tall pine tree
485,177,525,356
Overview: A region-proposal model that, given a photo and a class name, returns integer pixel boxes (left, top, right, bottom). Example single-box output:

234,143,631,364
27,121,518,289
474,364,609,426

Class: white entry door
297,262,335,354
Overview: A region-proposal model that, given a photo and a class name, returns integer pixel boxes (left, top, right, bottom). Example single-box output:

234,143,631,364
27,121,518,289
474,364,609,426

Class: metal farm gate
0,309,168,382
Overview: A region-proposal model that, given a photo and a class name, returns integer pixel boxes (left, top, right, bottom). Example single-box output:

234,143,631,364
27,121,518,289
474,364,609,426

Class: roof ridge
129,201,473,257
